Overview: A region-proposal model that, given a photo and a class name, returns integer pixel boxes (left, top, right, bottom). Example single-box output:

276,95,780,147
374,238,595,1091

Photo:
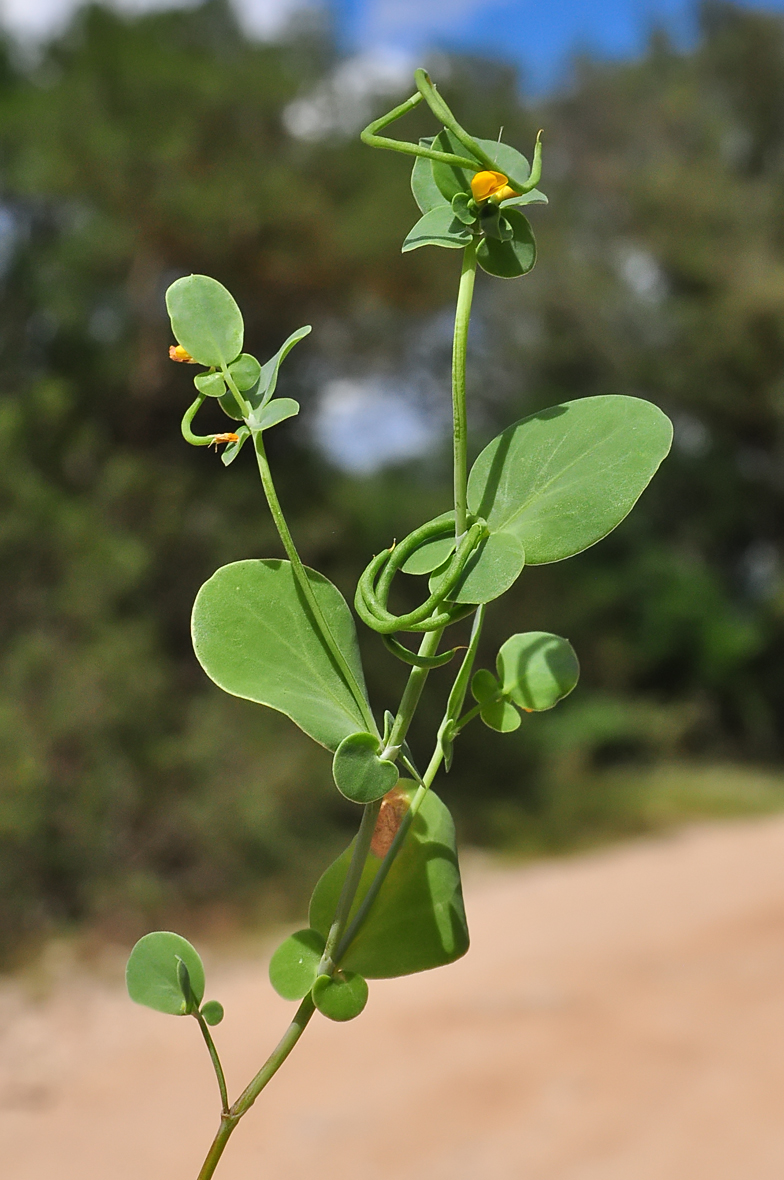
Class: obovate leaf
467,395,674,565
402,206,473,253
312,971,368,1021
192,559,371,751
309,784,469,978
269,928,326,1000
126,931,205,1016
166,275,244,369
249,398,300,432
332,732,399,804
477,209,536,278
255,325,311,409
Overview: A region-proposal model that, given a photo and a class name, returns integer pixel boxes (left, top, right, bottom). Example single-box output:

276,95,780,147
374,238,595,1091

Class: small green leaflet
332,731,399,804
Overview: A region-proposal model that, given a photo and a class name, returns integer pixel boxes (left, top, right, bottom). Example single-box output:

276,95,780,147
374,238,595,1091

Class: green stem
253,432,377,736
193,1010,229,1115
318,797,382,974
195,996,316,1180
384,627,444,756
452,239,478,538
452,701,483,733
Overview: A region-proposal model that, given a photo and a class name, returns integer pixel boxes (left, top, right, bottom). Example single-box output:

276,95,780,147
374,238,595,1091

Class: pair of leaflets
472,631,580,732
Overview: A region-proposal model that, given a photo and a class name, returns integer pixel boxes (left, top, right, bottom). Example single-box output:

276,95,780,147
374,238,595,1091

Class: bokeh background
2,0,784,965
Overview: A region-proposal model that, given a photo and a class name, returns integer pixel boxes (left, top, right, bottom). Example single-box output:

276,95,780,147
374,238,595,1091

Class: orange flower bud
169,344,197,363
470,170,509,202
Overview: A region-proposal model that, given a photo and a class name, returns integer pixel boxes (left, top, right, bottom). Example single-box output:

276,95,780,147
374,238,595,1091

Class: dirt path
3,816,784,1179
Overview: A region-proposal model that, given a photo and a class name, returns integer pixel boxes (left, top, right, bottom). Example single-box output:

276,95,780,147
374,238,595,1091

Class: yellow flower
470,170,509,202
169,344,197,363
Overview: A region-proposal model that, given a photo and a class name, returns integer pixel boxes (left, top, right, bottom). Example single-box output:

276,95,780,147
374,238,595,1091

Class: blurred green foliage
0,0,783,960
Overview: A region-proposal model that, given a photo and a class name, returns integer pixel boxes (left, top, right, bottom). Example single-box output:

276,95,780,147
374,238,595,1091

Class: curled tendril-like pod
180,394,239,449
354,517,486,636
381,635,461,668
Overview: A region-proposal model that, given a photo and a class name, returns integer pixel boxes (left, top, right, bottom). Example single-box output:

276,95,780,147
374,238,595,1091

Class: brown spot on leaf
371,786,410,858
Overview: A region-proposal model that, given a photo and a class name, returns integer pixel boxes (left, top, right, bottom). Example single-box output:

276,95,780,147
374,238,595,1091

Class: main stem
195,215,481,1180
452,238,477,538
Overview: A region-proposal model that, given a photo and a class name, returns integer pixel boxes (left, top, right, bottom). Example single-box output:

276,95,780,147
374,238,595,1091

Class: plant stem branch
384,627,444,754
319,797,382,973
195,996,316,1180
452,239,478,538
193,1011,229,1115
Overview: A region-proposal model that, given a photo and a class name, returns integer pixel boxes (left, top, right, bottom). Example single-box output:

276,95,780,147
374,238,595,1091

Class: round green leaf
477,209,536,278
192,560,371,752
166,275,244,368
402,206,472,253
480,699,521,732
411,137,448,213
471,668,501,704
227,353,261,392
194,370,226,398
269,928,326,1001
312,971,368,1022
126,931,205,1016
200,1000,224,1026
332,731,399,804
310,784,469,979
467,395,674,565
497,631,580,711
429,530,525,604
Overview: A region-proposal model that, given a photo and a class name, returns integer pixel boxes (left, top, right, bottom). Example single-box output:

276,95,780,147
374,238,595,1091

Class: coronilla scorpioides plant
124,69,673,1179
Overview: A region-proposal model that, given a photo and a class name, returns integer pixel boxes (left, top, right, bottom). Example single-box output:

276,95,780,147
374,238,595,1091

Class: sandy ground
3,817,784,1179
